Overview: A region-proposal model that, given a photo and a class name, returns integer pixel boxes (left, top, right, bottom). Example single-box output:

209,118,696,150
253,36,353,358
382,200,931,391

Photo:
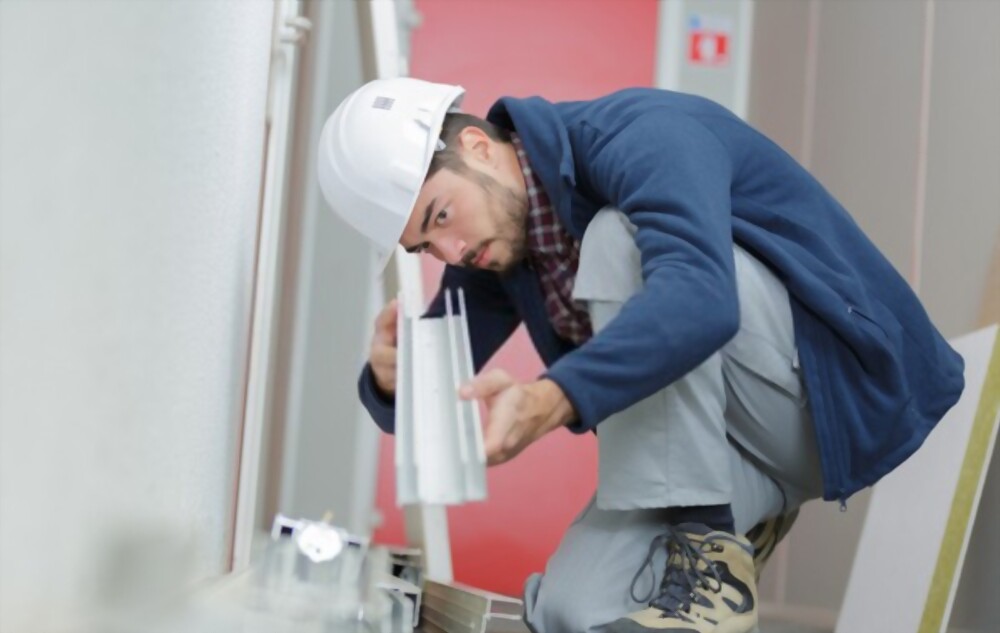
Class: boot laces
629,526,723,616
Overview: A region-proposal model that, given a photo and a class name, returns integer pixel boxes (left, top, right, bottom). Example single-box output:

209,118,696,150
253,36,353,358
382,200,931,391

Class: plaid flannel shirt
511,134,593,345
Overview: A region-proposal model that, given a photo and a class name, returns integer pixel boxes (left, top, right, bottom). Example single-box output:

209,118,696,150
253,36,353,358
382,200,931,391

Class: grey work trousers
523,209,825,633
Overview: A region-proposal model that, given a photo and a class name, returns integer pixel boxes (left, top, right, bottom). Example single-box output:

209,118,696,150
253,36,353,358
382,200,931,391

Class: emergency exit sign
687,14,732,66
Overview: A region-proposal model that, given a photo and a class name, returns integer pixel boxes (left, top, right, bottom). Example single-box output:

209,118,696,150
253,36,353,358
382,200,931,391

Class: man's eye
435,209,448,226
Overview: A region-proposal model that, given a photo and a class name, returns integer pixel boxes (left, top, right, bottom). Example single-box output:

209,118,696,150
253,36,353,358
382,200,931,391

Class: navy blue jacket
359,88,964,503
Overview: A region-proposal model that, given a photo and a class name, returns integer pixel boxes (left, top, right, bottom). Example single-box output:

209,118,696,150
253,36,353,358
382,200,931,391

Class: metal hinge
279,15,312,46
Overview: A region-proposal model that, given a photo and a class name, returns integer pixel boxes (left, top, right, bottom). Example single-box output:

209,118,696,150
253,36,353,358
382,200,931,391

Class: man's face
400,146,529,273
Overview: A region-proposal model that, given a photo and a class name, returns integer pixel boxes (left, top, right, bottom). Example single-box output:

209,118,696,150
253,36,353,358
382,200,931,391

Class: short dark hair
426,113,512,180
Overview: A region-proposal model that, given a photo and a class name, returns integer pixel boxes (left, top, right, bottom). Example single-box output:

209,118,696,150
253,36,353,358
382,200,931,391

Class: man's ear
456,126,494,165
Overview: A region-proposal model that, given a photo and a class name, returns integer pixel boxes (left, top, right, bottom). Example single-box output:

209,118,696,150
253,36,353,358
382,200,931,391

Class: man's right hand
370,299,399,397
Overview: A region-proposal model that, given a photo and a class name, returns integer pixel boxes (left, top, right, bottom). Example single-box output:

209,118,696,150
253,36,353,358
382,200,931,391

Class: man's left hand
459,370,576,466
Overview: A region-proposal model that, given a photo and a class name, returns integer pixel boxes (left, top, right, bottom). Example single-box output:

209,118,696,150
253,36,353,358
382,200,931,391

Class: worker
317,78,964,633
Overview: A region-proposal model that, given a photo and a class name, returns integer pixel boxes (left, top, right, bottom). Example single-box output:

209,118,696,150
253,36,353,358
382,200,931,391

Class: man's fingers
369,306,398,394
370,344,396,367
485,423,523,466
374,299,399,345
486,448,507,467
459,368,514,400
482,387,523,465
484,420,517,465
374,368,396,394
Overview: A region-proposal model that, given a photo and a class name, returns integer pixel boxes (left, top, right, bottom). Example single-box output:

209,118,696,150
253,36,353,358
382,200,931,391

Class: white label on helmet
373,96,395,111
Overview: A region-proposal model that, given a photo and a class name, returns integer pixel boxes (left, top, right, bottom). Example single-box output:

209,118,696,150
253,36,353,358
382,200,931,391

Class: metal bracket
396,288,487,506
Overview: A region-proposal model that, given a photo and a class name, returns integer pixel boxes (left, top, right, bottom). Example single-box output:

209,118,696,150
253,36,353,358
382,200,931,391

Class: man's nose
438,238,467,266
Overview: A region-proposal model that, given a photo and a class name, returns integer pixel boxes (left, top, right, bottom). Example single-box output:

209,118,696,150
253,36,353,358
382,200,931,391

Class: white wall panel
920,0,1000,339
0,1,274,630
810,0,927,277
746,0,812,164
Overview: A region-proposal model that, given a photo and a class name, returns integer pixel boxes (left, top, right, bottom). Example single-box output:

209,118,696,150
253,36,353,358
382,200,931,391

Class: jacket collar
487,96,582,239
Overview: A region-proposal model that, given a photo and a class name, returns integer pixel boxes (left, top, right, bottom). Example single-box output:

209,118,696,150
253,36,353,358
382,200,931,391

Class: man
317,78,964,633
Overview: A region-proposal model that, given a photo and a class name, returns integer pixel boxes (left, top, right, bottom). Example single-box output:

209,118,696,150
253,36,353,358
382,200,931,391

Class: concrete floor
416,617,834,633
758,618,832,633
415,612,836,632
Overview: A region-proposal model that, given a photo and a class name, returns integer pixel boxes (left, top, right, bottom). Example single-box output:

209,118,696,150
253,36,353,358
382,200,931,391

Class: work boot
609,524,756,633
745,509,799,582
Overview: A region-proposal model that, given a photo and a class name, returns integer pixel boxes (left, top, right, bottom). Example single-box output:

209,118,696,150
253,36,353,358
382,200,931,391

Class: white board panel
836,324,1000,633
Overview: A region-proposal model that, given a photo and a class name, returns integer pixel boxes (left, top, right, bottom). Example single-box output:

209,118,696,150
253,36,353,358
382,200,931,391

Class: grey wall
0,1,274,630
748,0,1000,626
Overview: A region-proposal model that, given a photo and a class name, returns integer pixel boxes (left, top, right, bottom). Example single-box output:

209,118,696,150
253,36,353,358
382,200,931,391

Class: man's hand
459,370,576,465
369,299,398,396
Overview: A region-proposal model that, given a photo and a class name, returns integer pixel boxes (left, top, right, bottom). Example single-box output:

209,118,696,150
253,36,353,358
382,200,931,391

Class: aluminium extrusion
421,580,528,633
396,287,487,506
422,581,524,619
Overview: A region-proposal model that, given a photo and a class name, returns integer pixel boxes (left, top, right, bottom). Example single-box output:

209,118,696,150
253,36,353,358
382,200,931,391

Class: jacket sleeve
357,264,522,434
358,363,396,434
545,112,740,432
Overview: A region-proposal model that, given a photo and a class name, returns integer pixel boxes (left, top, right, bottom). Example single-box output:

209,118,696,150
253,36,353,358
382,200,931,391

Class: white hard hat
317,78,465,272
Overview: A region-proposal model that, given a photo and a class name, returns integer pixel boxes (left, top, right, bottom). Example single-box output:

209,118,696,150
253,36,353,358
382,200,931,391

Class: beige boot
609,524,757,633
745,509,799,583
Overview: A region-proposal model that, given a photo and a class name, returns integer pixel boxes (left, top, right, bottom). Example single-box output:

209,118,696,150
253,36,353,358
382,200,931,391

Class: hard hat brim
374,83,465,277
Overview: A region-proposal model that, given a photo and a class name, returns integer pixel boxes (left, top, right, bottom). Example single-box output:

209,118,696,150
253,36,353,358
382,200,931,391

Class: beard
465,170,529,273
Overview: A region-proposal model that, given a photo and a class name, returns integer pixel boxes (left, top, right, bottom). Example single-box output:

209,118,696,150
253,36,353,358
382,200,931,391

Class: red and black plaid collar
510,133,593,345
511,134,569,258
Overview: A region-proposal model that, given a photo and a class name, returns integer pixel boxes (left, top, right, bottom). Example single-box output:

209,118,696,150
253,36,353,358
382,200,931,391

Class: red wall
373,0,659,597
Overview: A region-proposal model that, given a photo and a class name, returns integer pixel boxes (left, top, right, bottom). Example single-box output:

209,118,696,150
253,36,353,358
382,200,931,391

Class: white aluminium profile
395,287,487,506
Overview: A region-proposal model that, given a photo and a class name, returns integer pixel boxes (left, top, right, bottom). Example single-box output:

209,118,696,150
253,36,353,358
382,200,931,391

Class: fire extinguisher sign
687,14,733,67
